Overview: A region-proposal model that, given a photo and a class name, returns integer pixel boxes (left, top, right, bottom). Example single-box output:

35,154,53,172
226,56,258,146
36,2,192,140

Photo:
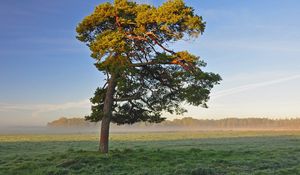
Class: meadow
1,131,300,175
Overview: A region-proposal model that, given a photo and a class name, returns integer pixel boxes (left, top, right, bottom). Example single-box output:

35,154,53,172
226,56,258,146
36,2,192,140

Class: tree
76,0,221,153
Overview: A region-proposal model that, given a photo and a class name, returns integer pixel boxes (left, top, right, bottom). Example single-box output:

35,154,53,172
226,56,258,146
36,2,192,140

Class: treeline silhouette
47,117,97,128
47,117,300,130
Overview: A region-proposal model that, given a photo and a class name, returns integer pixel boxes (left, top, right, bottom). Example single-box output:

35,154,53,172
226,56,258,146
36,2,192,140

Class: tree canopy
76,0,221,125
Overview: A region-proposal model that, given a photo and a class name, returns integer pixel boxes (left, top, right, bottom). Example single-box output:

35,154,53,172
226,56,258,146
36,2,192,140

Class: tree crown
76,0,221,124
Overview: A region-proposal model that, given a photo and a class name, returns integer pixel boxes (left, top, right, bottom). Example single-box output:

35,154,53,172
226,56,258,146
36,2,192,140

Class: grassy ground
1,131,300,175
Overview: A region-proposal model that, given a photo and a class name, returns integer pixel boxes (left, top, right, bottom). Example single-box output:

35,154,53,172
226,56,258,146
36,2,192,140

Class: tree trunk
99,73,117,153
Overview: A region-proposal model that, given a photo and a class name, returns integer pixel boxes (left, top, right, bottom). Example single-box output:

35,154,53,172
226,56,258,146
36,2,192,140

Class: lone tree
76,0,221,153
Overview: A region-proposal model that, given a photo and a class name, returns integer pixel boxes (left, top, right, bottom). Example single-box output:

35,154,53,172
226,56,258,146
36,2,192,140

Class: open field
1,131,300,175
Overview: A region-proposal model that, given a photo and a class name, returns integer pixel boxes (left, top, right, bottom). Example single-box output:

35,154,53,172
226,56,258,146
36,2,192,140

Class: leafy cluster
76,0,221,124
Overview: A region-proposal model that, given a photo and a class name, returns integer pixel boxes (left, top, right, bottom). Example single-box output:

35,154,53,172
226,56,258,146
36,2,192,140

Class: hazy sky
1,0,300,126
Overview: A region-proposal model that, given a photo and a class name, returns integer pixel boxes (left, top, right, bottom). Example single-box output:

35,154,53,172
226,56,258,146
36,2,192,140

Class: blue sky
1,0,300,126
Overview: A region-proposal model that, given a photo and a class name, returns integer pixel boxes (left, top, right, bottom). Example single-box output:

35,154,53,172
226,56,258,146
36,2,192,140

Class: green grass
1,131,300,175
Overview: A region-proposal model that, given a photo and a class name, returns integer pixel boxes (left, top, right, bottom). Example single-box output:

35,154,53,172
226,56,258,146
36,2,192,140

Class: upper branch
130,61,170,67
145,32,176,54
115,96,140,102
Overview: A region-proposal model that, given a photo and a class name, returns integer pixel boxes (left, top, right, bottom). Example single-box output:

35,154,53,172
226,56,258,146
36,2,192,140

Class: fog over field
2,117,300,135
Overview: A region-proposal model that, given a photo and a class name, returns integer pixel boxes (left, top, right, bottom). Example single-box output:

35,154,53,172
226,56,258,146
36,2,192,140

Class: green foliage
85,88,106,122
76,0,221,124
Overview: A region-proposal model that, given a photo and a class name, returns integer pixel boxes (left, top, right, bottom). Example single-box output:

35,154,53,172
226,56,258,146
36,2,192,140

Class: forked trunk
100,73,117,153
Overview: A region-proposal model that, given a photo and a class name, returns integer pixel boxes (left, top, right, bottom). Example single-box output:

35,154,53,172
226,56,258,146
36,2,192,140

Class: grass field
1,131,300,175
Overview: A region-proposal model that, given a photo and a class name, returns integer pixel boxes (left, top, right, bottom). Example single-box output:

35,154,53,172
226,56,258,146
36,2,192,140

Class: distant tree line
47,117,97,128
47,117,300,129
156,117,300,129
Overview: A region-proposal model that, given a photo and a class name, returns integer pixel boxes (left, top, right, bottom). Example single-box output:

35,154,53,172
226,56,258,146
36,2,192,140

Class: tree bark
99,73,117,153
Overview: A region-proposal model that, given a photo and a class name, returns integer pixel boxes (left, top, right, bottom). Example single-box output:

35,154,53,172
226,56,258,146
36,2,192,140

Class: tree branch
115,96,140,102
126,35,148,41
130,61,170,67
140,98,155,111
115,13,122,32
146,32,176,54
